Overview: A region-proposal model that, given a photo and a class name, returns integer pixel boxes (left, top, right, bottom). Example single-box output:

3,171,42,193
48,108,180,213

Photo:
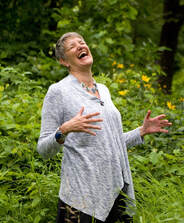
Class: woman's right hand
59,106,103,136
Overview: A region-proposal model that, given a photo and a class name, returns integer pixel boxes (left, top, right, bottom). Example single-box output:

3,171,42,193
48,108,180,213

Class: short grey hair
55,32,84,61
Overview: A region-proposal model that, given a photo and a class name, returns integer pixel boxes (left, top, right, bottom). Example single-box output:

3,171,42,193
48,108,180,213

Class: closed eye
79,41,85,45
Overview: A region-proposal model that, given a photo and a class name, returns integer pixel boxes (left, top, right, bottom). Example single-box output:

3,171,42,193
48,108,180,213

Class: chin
87,56,93,65
81,57,93,66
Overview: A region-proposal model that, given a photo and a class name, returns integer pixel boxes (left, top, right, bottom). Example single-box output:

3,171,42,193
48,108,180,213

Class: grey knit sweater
37,74,143,222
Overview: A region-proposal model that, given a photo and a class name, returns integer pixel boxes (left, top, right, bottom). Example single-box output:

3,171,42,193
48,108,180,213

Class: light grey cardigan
37,74,143,222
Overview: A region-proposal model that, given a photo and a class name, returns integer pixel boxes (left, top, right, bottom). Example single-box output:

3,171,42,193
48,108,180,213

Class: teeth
78,51,87,59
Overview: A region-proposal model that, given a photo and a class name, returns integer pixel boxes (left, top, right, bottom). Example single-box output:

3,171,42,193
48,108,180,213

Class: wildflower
144,84,151,88
163,85,167,89
130,64,134,67
119,90,128,96
142,75,150,83
137,84,140,88
0,86,4,92
112,61,117,66
118,79,126,83
179,98,184,102
167,101,176,110
117,64,124,69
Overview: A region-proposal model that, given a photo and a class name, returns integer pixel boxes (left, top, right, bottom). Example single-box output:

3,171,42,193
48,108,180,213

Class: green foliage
0,61,184,222
0,66,62,222
0,0,164,76
0,0,184,222
50,0,163,74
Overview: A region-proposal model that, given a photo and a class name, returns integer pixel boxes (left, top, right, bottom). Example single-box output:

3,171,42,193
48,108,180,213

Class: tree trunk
158,0,184,94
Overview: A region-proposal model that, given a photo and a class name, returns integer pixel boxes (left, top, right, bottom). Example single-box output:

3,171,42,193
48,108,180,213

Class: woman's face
62,36,93,70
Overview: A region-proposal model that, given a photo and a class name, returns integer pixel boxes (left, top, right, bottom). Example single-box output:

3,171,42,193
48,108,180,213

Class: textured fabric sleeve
123,127,144,148
37,85,63,159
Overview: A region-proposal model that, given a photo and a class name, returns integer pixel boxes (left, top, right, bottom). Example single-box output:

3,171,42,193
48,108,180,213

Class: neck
70,68,94,87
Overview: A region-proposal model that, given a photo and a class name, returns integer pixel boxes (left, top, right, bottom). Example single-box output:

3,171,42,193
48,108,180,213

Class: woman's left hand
140,110,172,137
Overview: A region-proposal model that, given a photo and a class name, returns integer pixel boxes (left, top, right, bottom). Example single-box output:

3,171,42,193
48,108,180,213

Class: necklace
81,81,98,94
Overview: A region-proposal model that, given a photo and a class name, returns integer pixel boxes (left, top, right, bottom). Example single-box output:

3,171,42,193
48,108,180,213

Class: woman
37,32,172,223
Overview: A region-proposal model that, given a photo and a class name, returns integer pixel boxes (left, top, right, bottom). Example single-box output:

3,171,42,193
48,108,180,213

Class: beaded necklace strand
81,82,98,94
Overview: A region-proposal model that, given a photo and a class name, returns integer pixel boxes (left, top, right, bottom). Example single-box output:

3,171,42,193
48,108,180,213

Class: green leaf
32,197,40,208
105,38,114,45
110,83,119,90
149,151,160,165
33,215,41,223
108,0,118,5
128,6,138,20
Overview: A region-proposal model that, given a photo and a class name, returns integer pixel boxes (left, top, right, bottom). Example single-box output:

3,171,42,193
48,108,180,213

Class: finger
85,118,103,123
84,112,101,119
160,120,172,125
160,120,169,125
78,106,84,116
83,129,97,136
162,122,172,127
159,129,169,133
145,110,151,119
160,119,168,123
84,124,102,130
157,114,166,120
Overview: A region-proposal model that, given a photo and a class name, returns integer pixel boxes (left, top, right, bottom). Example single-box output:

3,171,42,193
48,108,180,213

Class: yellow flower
179,97,184,102
118,78,126,83
142,75,150,83
119,90,128,96
144,84,151,88
167,101,176,110
0,86,4,92
130,64,134,67
137,84,140,88
163,85,167,89
112,61,117,66
117,64,124,69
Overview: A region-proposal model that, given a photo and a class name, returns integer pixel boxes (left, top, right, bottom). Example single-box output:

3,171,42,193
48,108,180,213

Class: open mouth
78,51,88,59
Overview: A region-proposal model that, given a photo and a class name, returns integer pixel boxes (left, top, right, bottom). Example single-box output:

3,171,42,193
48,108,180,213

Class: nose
77,45,83,50
77,46,82,50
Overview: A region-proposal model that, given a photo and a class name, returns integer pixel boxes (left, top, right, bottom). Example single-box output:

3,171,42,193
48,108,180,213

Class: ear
59,58,69,68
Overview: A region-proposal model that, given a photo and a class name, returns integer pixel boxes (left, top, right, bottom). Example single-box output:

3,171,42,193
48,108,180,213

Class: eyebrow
65,38,85,49
68,43,75,47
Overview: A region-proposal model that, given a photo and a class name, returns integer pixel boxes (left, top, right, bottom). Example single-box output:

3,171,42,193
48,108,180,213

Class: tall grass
134,172,184,223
